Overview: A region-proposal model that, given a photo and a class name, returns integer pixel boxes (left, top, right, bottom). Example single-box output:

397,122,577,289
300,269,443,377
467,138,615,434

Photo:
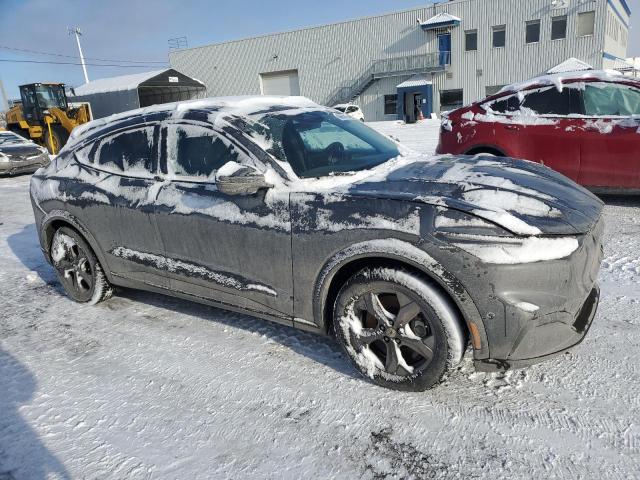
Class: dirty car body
30,96,604,380
0,130,50,175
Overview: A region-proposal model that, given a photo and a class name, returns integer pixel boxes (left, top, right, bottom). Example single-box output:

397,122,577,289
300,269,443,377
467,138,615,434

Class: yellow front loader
6,83,91,154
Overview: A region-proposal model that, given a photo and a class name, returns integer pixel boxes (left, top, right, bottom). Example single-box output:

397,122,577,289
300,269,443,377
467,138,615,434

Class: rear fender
39,209,115,284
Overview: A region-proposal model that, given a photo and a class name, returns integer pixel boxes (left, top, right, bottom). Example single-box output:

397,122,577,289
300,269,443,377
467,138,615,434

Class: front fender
311,238,490,359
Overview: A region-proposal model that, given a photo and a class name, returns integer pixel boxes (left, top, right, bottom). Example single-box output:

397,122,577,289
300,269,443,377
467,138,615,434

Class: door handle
504,125,519,131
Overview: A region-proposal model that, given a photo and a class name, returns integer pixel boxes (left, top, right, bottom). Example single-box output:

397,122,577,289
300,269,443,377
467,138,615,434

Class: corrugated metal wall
169,0,620,121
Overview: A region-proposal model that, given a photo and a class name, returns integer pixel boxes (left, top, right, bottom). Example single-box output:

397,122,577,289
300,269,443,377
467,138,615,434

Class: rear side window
490,87,580,115
95,127,156,174
521,88,574,115
583,83,640,116
166,124,240,179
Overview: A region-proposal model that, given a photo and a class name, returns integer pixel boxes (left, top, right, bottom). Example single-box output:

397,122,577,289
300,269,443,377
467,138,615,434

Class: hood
0,144,46,159
348,154,603,236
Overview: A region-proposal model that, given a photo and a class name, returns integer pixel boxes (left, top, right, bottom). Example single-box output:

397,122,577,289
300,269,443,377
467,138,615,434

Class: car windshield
0,132,28,145
243,109,400,178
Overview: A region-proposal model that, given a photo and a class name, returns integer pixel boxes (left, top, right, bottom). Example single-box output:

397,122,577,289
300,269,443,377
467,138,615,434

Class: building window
526,20,541,43
485,85,506,96
440,89,464,112
384,95,397,115
577,11,595,37
551,15,567,40
465,30,478,51
492,25,506,48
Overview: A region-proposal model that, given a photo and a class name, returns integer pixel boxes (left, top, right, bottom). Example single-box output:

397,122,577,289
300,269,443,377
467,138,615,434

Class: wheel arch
40,209,115,284
464,144,507,156
313,239,490,359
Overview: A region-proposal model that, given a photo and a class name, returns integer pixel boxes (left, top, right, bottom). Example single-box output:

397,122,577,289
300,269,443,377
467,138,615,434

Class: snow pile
547,58,594,74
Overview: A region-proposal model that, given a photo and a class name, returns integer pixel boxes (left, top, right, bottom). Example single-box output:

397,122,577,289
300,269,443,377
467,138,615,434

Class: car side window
346,106,358,114
489,87,581,116
520,87,573,115
166,124,240,180
583,83,640,116
95,126,156,174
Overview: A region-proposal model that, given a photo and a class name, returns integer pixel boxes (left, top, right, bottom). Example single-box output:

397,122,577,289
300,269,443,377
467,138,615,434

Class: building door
260,70,300,96
438,33,451,66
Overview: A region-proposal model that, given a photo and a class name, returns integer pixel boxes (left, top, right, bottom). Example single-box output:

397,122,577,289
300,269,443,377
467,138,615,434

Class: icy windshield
241,109,400,178
0,132,28,146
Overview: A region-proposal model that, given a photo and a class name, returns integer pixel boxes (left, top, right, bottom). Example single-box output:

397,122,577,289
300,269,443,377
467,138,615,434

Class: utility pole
68,26,89,84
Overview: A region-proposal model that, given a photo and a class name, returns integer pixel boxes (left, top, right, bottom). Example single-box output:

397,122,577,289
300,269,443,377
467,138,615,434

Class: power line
0,58,168,68
0,44,167,64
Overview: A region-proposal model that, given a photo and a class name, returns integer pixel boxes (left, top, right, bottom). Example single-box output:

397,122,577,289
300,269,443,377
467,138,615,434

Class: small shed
69,68,206,119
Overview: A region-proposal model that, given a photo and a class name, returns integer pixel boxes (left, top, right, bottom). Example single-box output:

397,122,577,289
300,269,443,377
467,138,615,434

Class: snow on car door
492,86,582,181
153,122,294,319
577,82,640,190
85,125,170,288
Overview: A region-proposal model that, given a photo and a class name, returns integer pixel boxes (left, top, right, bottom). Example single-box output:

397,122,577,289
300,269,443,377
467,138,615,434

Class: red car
437,72,640,193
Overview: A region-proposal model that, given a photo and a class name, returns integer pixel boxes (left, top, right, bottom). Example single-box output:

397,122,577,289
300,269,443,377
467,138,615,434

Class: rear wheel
333,267,466,391
50,227,113,304
43,124,69,155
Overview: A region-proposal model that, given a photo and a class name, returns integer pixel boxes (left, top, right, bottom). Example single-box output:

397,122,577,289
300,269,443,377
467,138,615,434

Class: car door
577,82,640,190
153,120,293,321
487,86,582,181
74,123,170,288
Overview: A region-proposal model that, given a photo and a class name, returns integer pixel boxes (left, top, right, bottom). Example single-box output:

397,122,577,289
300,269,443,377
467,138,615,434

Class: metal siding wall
170,0,612,120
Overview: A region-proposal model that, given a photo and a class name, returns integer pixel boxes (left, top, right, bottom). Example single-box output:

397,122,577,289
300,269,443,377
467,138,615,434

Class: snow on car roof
499,70,629,94
66,95,320,148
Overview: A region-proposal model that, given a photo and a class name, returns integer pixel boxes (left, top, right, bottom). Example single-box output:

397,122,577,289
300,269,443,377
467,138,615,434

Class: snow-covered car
333,103,364,122
436,71,640,193
30,96,604,391
0,130,50,176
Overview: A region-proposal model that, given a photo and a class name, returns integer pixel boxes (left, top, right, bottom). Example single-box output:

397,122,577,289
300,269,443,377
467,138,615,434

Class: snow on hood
332,154,603,236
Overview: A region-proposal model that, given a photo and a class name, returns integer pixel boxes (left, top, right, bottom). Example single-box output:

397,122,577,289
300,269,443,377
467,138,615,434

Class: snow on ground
0,120,639,479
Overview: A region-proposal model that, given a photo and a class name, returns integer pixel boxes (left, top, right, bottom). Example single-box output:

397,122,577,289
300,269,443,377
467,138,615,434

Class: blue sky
0,0,638,100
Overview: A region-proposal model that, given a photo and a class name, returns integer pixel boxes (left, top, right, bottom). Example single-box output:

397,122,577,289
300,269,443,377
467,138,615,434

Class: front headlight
434,209,579,264
0,152,9,163
434,208,512,237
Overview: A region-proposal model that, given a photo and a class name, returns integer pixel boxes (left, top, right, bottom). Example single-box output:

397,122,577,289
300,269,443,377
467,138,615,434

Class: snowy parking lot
1,120,639,479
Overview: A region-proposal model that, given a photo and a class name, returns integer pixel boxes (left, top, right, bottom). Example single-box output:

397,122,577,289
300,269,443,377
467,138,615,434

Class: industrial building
169,0,631,121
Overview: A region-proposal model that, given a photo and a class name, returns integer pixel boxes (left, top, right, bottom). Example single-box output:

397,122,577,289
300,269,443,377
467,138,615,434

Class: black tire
333,267,466,391
43,125,69,155
50,227,113,304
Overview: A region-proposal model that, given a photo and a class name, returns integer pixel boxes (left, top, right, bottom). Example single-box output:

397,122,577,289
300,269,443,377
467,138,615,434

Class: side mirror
216,165,272,196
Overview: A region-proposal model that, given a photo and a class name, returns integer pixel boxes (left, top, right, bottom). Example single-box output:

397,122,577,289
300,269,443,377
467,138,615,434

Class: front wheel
50,227,113,304
333,267,466,391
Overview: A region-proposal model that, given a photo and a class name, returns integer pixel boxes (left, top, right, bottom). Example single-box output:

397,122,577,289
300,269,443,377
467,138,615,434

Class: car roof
498,70,638,96
66,95,321,149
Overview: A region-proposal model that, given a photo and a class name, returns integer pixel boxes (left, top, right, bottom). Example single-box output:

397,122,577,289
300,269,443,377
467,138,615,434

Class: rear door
153,120,294,320
487,86,582,181
75,123,169,288
577,82,640,190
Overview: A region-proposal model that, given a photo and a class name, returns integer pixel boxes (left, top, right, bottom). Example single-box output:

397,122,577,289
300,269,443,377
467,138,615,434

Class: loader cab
19,83,68,124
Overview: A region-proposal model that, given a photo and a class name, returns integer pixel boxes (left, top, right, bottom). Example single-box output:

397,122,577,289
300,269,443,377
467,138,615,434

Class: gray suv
30,96,603,391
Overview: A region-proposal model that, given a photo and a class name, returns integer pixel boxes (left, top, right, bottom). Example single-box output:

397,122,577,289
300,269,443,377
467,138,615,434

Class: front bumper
474,285,600,372
0,158,48,175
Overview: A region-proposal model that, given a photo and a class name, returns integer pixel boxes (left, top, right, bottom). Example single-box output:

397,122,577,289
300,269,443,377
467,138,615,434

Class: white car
0,130,50,176
332,103,364,122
